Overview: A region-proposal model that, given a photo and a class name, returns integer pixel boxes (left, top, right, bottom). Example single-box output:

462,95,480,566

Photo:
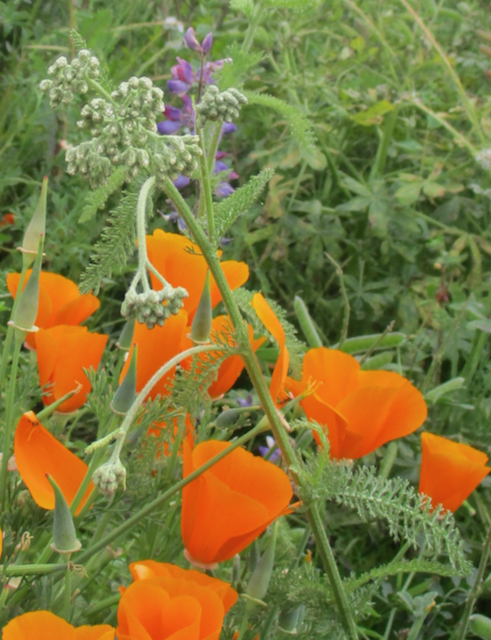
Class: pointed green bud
191,271,212,344
111,345,137,415
21,177,48,269
470,615,491,640
10,238,43,336
116,319,135,351
246,523,277,605
47,474,81,555
278,604,305,634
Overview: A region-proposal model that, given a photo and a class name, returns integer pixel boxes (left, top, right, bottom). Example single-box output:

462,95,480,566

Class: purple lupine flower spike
184,27,202,53
202,33,213,55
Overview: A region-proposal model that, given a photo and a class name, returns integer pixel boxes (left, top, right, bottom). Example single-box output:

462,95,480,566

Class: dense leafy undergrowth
2,0,491,638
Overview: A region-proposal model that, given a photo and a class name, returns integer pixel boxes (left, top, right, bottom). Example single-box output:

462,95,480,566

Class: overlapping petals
419,432,490,512
119,310,189,399
251,293,289,406
14,411,93,515
145,230,249,321
36,325,107,412
286,348,427,460
7,270,100,349
181,440,293,566
128,560,237,613
117,571,233,640
3,611,114,640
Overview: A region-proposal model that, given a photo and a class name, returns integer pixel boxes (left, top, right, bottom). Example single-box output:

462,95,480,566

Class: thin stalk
371,106,399,179
70,449,103,516
207,122,222,174
461,330,487,386
325,252,350,348
162,178,358,639
453,525,491,640
63,560,72,621
136,176,155,292
0,268,27,389
0,335,23,507
241,4,266,54
196,123,216,242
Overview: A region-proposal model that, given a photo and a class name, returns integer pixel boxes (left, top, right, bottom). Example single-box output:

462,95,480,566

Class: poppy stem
0,266,27,390
162,177,359,640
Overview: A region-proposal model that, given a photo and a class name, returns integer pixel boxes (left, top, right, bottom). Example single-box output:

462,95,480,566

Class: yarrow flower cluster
196,85,248,126
121,285,188,329
39,49,100,108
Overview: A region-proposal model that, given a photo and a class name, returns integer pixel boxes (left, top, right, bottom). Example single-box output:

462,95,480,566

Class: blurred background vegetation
3,0,491,635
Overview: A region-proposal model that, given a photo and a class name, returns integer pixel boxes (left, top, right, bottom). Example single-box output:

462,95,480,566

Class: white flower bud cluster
92,459,127,496
196,85,247,126
111,77,165,133
152,134,202,188
121,286,188,329
476,148,491,171
39,50,100,109
65,140,113,189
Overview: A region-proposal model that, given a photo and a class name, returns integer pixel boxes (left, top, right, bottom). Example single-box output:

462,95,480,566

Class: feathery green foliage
216,45,264,91
78,167,128,223
229,0,255,21
213,167,274,241
298,459,471,574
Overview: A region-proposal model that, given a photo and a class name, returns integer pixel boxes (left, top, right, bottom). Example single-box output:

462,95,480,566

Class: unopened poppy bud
93,458,126,496
469,614,491,640
10,239,43,335
191,271,212,343
20,177,47,268
247,539,260,574
111,345,137,415
246,524,277,605
202,32,213,55
183,27,202,52
47,475,81,555
116,320,135,351
278,604,304,634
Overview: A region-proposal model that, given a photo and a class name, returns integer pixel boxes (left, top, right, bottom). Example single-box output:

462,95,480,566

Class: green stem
207,122,222,174
162,178,358,640
136,176,155,292
241,4,266,54
63,560,72,621
70,449,103,516
87,78,117,106
0,268,27,390
196,123,216,242
4,563,63,576
453,525,491,640
0,335,23,508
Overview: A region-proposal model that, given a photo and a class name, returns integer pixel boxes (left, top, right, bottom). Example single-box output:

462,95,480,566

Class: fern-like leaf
243,91,317,155
213,168,274,241
79,167,128,223
229,0,256,19
298,459,471,574
216,44,264,91
262,0,320,10
69,29,88,53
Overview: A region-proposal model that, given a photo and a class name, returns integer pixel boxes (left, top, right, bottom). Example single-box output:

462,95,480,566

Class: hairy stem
196,122,216,242
135,176,155,292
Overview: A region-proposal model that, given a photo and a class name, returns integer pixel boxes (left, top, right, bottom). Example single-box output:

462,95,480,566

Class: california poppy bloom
419,432,490,512
117,568,236,640
119,310,188,399
251,293,289,406
14,411,93,515
182,440,293,566
128,560,238,613
180,315,265,399
146,230,249,321
7,270,100,349
3,611,114,639
286,348,427,460
36,325,107,413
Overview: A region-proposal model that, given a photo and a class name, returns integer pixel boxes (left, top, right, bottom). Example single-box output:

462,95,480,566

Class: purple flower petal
177,216,188,232
157,120,183,135
214,160,229,173
164,105,183,121
221,122,237,135
184,27,202,53
228,170,239,180
215,151,228,160
175,57,195,84
215,182,235,198
202,32,213,55
237,394,253,407
167,79,191,96
220,237,232,246
173,175,191,189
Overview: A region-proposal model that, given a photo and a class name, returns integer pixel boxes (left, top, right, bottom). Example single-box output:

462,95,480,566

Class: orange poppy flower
286,348,427,460
3,611,114,640
180,315,265,399
7,271,100,349
419,432,490,512
36,325,107,413
14,411,93,515
117,569,234,640
119,310,188,399
182,440,293,566
251,293,289,406
146,230,249,322
128,560,238,613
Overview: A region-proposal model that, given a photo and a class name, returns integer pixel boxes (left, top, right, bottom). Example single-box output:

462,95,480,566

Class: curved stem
162,177,358,639
135,176,155,292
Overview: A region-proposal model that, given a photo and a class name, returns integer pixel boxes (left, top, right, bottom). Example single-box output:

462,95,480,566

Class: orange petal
299,392,349,460
117,580,171,640
251,293,289,405
3,611,75,640
74,626,115,640
120,311,189,399
419,432,490,512
53,293,100,326
302,348,360,407
14,411,93,514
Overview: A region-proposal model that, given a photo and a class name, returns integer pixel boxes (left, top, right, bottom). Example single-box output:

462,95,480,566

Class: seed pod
191,272,212,343
20,177,47,268
111,345,138,415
